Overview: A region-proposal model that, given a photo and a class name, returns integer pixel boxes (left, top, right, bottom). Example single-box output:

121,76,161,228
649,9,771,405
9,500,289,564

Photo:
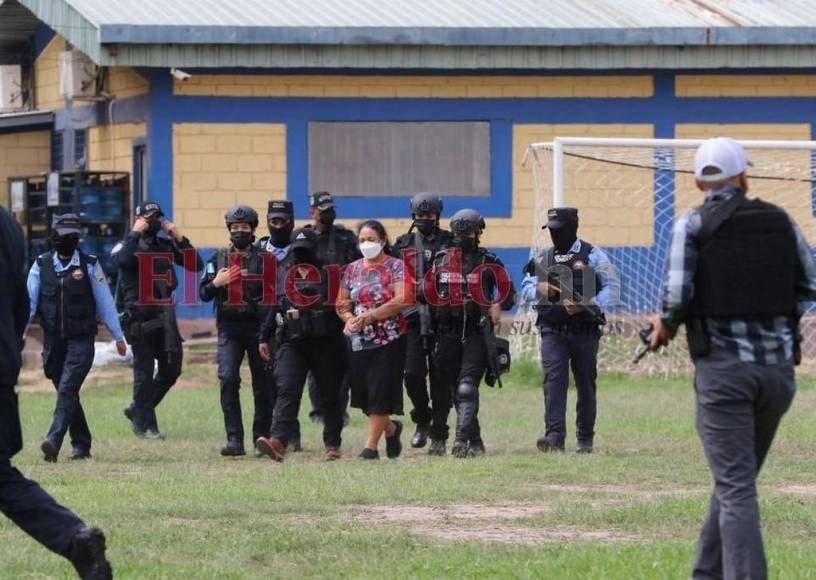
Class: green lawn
3,354,815,579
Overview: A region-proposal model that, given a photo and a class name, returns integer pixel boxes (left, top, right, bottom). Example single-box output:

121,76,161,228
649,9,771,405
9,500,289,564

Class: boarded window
308,122,490,197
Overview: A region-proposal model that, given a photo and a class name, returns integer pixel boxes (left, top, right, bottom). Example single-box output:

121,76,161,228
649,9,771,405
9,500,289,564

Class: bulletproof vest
37,251,97,338
535,240,600,326
394,228,452,300
213,247,266,321
118,235,178,319
434,248,492,327
312,225,355,267
691,198,798,318
277,257,340,340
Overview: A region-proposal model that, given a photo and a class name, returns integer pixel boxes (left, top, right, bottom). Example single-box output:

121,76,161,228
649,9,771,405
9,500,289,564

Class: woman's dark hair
357,219,389,246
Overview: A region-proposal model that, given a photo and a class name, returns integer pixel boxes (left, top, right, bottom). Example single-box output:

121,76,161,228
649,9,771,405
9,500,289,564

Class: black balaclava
413,218,436,237
230,231,254,249
269,223,294,248
146,219,162,237
549,223,578,253
452,235,478,253
318,208,336,227
54,234,79,256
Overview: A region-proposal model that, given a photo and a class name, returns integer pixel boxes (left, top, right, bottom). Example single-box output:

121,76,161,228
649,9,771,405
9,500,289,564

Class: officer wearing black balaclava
520,207,618,454
429,209,515,458
114,201,203,439
392,193,453,454
200,205,274,457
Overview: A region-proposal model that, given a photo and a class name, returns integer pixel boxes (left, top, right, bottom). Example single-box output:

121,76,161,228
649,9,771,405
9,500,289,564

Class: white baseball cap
694,137,752,182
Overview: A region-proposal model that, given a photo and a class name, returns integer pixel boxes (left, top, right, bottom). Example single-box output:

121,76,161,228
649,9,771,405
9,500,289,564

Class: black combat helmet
410,192,443,217
449,208,485,235
224,205,259,229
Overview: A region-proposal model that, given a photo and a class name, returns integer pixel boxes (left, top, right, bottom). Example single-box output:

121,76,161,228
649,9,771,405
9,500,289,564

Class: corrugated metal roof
11,0,816,69
0,0,44,63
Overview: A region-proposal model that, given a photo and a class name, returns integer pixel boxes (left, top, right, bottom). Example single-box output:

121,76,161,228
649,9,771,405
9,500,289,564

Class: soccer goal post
514,136,816,376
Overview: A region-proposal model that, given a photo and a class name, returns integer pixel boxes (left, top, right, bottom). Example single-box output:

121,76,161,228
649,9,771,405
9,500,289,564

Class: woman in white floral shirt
337,220,410,460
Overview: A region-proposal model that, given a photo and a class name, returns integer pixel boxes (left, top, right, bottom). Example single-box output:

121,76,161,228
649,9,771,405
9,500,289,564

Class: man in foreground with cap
256,227,348,462
201,205,274,457
648,137,816,579
521,207,618,454
114,201,203,439
27,214,127,462
0,206,112,579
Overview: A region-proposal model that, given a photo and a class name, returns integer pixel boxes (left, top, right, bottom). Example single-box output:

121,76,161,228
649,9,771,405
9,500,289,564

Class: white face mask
359,240,383,260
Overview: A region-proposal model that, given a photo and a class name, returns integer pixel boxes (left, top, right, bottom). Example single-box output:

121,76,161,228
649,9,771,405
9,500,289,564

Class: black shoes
576,441,594,454
69,447,92,461
134,428,163,440
220,438,246,457
536,435,565,453
41,438,59,463
451,439,469,458
468,440,486,457
359,448,379,460
68,526,112,580
410,423,429,448
385,421,403,459
287,436,303,453
428,439,446,456
122,404,134,422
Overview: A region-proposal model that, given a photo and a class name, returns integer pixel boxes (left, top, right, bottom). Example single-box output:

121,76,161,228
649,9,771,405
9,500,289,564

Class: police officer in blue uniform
0,206,112,579
430,209,516,458
255,227,348,462
392,193,453,453
521,207,618,454
255,199,302,450
114,202,203,438
648,137,816,579
200,205,274,457
27,214,127,462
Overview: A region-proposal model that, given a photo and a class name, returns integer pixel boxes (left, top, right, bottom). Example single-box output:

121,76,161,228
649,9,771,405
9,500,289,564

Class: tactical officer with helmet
114,201,203,439
255,227,347,462
200,205,274,457
648,137,816,579
520,207,618,454
392,193,453,452
429,209,515,458
26,214,127,462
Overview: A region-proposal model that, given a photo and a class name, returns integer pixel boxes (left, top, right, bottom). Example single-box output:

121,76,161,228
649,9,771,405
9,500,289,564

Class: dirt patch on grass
775,485,816,497
412,523,640,545
530,483,706,498
355,503,553,524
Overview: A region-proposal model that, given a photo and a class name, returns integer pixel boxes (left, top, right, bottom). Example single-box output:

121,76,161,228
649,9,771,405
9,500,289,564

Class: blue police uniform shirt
263,240,290,262
520,239,618,311
27,250,125,342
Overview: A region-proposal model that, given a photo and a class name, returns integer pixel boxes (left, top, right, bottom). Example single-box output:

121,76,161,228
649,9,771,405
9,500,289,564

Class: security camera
171,68,192,82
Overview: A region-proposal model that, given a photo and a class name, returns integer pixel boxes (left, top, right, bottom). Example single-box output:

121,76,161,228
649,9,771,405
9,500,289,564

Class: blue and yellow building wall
11,32,816,317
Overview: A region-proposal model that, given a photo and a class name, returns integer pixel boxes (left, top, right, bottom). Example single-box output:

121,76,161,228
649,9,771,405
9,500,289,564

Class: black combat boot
536,434,565,453
428,439,446,456
576,440,593,454
68,526,112,580
385,420,403,459
468,440,486,457
220,438,246,457
451,439,469,458
41,438,59,463
69,447,92,461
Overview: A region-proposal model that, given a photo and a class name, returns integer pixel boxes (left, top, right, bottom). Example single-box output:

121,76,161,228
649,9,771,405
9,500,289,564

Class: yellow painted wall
87,123,147,194
674,123,814,242
34,36,65,111
0,131,51,206
676,75,816,97
106,67,149,99
175,75,654,99
173,123,287,247
509,124,655,249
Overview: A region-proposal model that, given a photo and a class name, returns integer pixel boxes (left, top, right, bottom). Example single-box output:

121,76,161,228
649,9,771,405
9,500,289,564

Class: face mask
414,218,436,237
549,223,578,253
230,231,254,249
452,236,477,252
54,235,79,256
359,241,383,260
319,208,336,227
146,219,162,237
269,224,294,248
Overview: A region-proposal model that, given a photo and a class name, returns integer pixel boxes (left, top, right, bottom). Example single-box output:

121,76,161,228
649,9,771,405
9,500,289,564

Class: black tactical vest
37,251,97,338
433,248,492,326
276,257,341,340
534,240,600,326
213,247,267,321
691,198,798,318
394,228,453,301
118,236,178,320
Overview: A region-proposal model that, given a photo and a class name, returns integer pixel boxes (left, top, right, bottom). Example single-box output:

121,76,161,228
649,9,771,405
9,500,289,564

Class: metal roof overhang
0,109,53,129
0,0,44,64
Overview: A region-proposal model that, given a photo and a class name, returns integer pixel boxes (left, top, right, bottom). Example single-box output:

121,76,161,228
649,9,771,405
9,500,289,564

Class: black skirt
349,335,407,416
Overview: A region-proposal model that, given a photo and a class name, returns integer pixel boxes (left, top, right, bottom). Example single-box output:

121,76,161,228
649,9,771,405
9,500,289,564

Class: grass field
3,350,815,579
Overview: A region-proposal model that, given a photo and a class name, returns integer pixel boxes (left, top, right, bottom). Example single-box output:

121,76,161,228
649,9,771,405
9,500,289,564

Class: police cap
542,207,578,230
290,227,319,250
309,191,335,211
135,201,164,218
267,199,293,220
51,213,82,236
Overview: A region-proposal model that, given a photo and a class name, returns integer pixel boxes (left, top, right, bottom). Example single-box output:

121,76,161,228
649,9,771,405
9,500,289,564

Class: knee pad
456,380,478,401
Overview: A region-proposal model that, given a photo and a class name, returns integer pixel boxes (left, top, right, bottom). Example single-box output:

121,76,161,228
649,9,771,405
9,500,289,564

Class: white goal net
514,137,816,375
